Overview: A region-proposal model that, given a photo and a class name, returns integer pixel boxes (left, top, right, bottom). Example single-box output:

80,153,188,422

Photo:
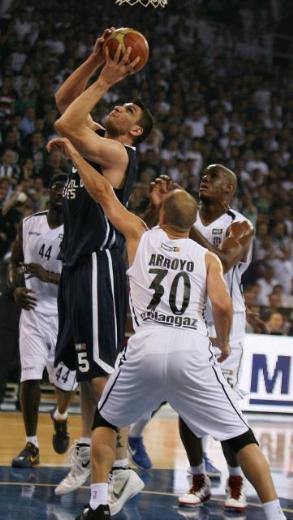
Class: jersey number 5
147,268,191,315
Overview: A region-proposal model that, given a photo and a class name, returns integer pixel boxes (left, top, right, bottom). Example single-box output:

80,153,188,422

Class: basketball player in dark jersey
51,28,154,509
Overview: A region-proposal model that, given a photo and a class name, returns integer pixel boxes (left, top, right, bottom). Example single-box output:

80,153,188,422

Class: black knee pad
92,409,118,432
222,428,258,454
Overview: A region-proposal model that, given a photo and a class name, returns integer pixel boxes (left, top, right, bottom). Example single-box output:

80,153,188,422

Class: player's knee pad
222,428,258,454
92,408,118,432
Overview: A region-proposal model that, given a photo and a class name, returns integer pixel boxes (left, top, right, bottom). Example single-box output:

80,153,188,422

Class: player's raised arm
47,137,146,262
55,29,115,115
54,46,140,170
205,251,232,362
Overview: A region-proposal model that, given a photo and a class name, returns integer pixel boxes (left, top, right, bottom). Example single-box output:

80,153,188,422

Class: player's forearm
7,262,21,289
46,271,60,284
55,78,110,134
212,304,232,347
190,227,248,273
55,54,103,114
70,148,110,203
190,227,229,268
141,203,159,228
220,236,250,272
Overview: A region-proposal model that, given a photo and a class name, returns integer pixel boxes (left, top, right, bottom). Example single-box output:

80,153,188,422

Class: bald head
161,190,197,231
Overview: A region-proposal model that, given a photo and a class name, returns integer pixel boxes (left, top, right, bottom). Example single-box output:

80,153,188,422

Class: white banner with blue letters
240,334,293,414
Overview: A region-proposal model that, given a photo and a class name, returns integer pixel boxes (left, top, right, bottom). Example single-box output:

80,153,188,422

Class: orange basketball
103,27,149,72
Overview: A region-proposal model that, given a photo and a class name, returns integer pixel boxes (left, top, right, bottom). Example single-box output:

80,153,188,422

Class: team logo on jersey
161,243,180,253
212,228,223,235
63,176,85,199
141,310,198,330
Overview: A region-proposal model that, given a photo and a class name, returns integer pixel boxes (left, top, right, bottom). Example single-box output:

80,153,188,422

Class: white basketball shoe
55,442,90,496
108,468,144,516
224,475,247,512
178,474,211,508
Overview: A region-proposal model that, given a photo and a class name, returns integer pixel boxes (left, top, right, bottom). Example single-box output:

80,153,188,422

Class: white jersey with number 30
22,211,63,315
127,227,208,336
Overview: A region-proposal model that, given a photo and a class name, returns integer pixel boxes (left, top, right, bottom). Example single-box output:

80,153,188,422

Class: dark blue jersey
60,145,137,267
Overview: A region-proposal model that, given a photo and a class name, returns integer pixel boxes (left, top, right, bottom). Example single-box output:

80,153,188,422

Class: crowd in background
0,0,292,387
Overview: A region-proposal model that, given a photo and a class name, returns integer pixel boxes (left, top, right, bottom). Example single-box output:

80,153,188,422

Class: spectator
265,311,287,335
0,148,20,182
256,264,279,306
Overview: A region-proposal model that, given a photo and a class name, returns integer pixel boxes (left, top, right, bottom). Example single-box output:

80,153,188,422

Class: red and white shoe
224,476,247,512
178,474,211,508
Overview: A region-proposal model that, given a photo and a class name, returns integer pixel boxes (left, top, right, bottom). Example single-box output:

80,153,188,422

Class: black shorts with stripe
55,249,127,382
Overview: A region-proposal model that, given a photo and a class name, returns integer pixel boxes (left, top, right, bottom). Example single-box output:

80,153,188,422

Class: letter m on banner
251,355,290,394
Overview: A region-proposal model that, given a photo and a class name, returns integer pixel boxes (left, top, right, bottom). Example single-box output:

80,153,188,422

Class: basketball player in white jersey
130,168,254,507
178,164,254,512
9,174,76,468
47,136,287,520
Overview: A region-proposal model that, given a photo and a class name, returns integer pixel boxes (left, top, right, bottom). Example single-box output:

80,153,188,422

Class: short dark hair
162,190,198,231
132,99,154,144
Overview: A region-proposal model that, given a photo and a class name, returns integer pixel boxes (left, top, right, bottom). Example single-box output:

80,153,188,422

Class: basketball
103,27,149,72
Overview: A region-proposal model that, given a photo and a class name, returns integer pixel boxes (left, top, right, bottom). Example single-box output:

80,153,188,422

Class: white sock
112,458,128,469
263,499,287,520
227,465,242,477
53,409,68,421
89,483,108,510
129,418,149,438
78,437,91,446
26,436,39,448
189,463,205,475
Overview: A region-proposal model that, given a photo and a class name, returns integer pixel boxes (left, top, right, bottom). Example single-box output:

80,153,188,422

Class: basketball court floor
0,407,292,519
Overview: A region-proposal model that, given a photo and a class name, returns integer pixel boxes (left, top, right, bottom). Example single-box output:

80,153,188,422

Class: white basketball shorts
19,309,77,391
208,312,246,389
98,325,249,441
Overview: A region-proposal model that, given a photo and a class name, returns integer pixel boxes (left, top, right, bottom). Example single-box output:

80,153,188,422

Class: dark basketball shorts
54,249,127,385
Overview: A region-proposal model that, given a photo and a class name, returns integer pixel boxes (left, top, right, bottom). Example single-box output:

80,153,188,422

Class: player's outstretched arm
190,220,254,273
47,137,146,263
142,175,173,228
205,252,232,362
54,46,140,168
55,28,115,114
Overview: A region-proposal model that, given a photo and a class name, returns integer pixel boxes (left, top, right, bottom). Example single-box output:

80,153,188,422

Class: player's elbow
54,116,72,137
54,91,65,114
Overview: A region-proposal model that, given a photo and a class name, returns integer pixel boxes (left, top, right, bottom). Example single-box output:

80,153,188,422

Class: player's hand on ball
92,28,116,67
100,45,141,86
13,287,37,310
93,27,116,57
